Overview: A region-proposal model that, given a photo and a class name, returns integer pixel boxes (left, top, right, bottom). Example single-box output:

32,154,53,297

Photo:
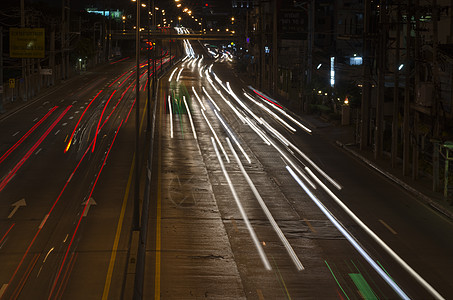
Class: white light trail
176,68,184,82
215,110,251,164
244,93,296,132
168,67,178,82
249,86,312,133
168,95,173,138
191,87,206,111
288,142,342,190
244,117,271,146
202,110,229,163
202,87,221,111
227,138,303,270
304,167,444,300
211,137,271,270
287,166,411,300
183,96,197,139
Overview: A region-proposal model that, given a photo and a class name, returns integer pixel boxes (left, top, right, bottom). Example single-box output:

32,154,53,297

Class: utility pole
134,0,141,231
21,0,28,101
272,0,278,95
360,0,372,150
403,0,412,176
412,0,421,179
0,27,3,113
260,0,265,90
147,0,151,132
375,0,387,159
307,0,314,86
392,3,401,168
432,0,441,189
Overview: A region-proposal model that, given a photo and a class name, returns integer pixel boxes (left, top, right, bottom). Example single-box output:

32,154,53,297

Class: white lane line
211,137,271,270
304,167,443,300
183,96,197,139
35,148,42,155
201,110,229,163
287,166,411,300
12,131,20,137
227,138,303,270
33,117,38,122
69,116,74,120
54,129,60,135
62,123,67,126
168,95,173,139
379,219,398,235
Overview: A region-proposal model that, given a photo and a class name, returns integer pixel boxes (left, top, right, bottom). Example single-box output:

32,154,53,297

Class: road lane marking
289,167,410,299
12,131,19,137
379,219,398,235
227,137,303,271
35,148,42,155
0,284,7,298
55,129,60,135
103,76,151,299
212,137,271,270
303,218,316,233
8,199,26,219
39,214,49,229
257,289,264,300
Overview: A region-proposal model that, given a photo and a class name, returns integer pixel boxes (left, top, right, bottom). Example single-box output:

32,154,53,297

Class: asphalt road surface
1,39,452,300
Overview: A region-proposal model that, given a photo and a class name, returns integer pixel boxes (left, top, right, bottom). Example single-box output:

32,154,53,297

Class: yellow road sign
10,28,45,58
9,78,15,88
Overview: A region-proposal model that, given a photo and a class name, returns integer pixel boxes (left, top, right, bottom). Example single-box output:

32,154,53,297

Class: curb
335,140,453,221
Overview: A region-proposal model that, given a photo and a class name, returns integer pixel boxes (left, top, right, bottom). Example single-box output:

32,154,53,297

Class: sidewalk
300,114,453,221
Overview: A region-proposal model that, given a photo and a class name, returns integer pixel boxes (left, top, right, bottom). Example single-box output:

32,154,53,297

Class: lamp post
134,0,140,231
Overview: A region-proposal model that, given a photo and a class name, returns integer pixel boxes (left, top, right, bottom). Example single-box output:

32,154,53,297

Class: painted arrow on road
8,199,26,219
82,198,97,217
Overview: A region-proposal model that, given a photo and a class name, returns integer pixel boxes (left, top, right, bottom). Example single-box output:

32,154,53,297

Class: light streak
65,90,103,153
201,110,229,163
168,95,173,138
288,142,342,190
202,87,221,111
191,87,206,110
0,106,58,165
211,137,271,270
183,96,197,139
227,138,303,270
244,93,296,132
93,90,117,152
168,67,178,82
0,106,72,192
49,120,124,300
176,68,184,82
304,167,444,300
249,86,312,133
244,117,271,146
215,111,250,164
287,166,411,300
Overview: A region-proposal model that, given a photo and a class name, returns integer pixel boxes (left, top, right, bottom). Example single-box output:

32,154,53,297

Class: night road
1,39,453,299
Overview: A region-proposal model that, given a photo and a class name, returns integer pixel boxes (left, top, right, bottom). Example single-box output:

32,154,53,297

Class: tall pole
0,27,3,113
134,0,141,231
403,0,412,176
360,0,372,150
147,0,151,132
392,3,401,168
21,0,27,101
375,0,387,159
307,0,314,85
272,0,278,95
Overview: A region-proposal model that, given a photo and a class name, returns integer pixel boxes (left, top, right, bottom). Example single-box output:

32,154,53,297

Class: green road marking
349,273,378,300
325,260,350,300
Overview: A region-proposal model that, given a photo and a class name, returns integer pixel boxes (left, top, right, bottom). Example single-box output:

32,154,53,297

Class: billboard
10,28,45,58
